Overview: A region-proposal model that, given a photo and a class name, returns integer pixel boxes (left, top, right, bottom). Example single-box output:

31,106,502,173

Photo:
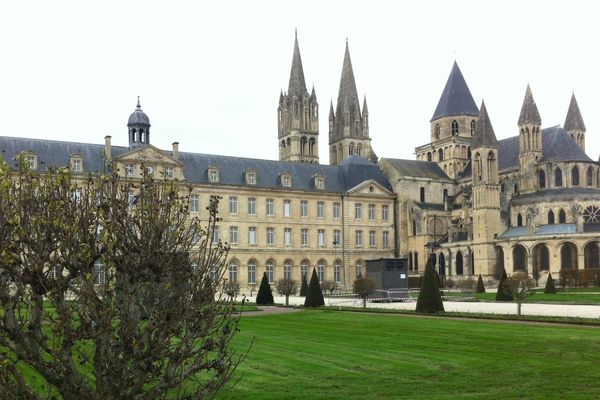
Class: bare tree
504,272,535,316
352,277,375,308
224,281,241,300
322,280,337,295
0,159,246,399
275,278,297,306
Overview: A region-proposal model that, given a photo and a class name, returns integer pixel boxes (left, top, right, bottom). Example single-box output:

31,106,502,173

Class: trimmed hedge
256,272,274,305
304,268,325,307
415,261,444,313
495,268,513,301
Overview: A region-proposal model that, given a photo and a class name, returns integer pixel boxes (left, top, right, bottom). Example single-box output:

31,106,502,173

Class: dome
127,97,150,126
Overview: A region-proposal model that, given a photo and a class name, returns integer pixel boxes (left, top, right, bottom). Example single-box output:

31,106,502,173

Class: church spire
335,40,361,121
431,61,478,122
518,84,541,125
564,92,586,132
287,29,307,97
472,100,497,149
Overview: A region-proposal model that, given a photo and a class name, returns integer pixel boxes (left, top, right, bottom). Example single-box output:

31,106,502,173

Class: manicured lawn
475,289,600,304
220,310,600,399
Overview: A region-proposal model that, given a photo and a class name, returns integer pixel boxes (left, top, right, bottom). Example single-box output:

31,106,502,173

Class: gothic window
559,209,566,223
427,152,432,162
451,120,459,135
584,242,600,269
555,168,563,187
467,147,471,159
309,138,316,157
438,148,443,161
414,252,419,271
517,213,523,227
587,167,594,186
487,151,495,180
474,152,482,182
514,183,518,194
443,189,448,202
533,244,550,271
456,252,464,275
408,252,413,270
572,166,580,186
513,245,527,272
420,187,425,202
583,206,600,223
538,170,546,189
412,219,417,236
548,210,555,224
434,124,440,139
300,137,307,155
470,120,476,136
560,242,578,270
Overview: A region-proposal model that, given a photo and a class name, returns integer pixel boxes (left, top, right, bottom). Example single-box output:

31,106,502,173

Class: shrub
304,268,325,307
256,272,274,305
352,277,376,308
275,278,297,306
224,281,240,299
476,274,485,293
496,268,513,301
415,261,444,313
322,280,337,295
544,273,557,294
299,273,309,296
504,272,535,316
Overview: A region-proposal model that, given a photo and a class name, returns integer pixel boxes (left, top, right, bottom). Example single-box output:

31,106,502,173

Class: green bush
476,274,485,293
544,273,557,294
415,261,444,313
256,272,274,305
496,268,513,301
304,268,325,307
300,273,308,296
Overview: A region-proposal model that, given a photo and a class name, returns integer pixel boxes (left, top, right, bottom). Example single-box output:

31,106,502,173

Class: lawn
220,310,600,399
475,289,600,304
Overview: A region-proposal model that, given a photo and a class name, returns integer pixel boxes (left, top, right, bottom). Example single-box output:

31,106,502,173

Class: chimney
172,142,179,159
104,135,112,160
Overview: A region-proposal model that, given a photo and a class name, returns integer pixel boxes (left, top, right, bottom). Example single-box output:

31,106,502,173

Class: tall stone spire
287,29,307,98
334,40,361,131
518,84,541,125
431,61,478,122
564,92,586,132
472,100,497,149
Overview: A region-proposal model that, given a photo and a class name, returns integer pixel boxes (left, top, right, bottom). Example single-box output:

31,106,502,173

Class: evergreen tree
415,261,444,313
544,273,557,294
476,274,486,293
495,267,513,301
256,272,274,305
299,273,309,296
304,268,325,307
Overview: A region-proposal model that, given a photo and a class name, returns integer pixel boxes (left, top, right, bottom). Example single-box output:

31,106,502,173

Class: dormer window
25,154,37,170
165,166,174,178
315,175,325,190
281,173,291,188
125,163,134,176
246,170,256,185
208,166,219,183
70,156,83,172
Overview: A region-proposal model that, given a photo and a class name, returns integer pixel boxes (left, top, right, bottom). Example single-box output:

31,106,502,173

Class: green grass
476,289,600,304
220,310,600,399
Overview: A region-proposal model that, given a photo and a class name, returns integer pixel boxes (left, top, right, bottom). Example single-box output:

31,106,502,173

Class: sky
0,0,598,163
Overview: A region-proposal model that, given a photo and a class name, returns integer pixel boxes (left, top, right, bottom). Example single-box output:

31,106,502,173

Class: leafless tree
322,280,337,295
0,159,247,399
504,272,535,316
275,278,297,306
352,277,375,308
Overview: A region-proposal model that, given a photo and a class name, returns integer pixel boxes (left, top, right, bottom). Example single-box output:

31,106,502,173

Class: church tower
564,92,586,152
518,85,542,193
471,101,502,276
328,40,377,165
278,31,319,163
127,97,151,149
416,61,479,178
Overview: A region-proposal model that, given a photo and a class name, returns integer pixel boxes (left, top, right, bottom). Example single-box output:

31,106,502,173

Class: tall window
333,202,340,219
318,229,325,247
548,210,555,224
414,252,419,271
229,226,238,244
301,229,309,246
284,261,292,280
538,170,546,189
355,262,362,277
248,227,257,245
317,262,325,283
247,261,256,285
456,252,464,275
284,200,292,217
470,120,476,136
383,231,389,247
266,227,275,245
369,230,376,247
190,194,199,212
301,261,309,279
420,187,425,202
333,230,341,246
587,167,594,186
229,262,238,283
555,168,563,187
412,219,417,236
212,226,220,242
572,166,580,186
355,203,362,219
284,228,292,246
434,124,440,139
125,163,134,176
229,196,238,214
71,158,82,172
317,201,325,218
451,120,459,135
559,209,566,223
301,200,308,217
247,197,256,215
517,213,523,227
382,205,389,221
266,261,274,283
209,169,219,183
334,263,342,284
266,199,274,216
368,204,376,221
355,230,363,247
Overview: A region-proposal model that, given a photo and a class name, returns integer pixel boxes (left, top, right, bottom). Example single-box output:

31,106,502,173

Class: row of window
433,120,476,140
539,165,596,189
516,205,600,226
190,195,390,221
221,226,390,248
124,163,175,178
24,154,84,172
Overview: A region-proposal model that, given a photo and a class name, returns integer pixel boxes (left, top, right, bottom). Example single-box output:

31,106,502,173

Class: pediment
115,145,182,166
347,179,394,197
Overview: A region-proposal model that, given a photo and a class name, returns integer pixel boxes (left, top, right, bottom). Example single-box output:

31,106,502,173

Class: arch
439,253,446,276
538,170,546,189
438,148,443,161
427,152,432,162
317,259,327,282
456,252,464,275
470,120,476,136
420,187,425,202
487,151,495,180
517,213,523,227
548,210,555,224
572,166,580,186
584,241,600,269
300,259,310,279
451,120,459,135
512,244,527,272
309,137,316,156
587,166,594,186
356,143,362,157
559,209,566,223
555,167,563,187
560,242,578,270
300,136,307,155
495,246,505,274
474,152,482,182
265,259,275,283
532,243,550,272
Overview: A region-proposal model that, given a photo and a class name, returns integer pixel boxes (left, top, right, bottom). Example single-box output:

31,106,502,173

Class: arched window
420,187,425,202
555,168,563,187
439,253,446,275
467,147,471,159
496,247,505,274
533,244,550,272
427,152,432,162
414,252,419,271
559,209,566,223
412,219,417,236
456,252,464,275
438,148,443,161
548,210,555,224
587,167,594,186
561,242,578,270
517,213,523,227
514,183,518,194
584,242,600,269
434,124,440,139
229,261,238,283
408,252,413,271
487,151,495,180
538,170,546,189
443,189,448,202
317,260,325,283
451,120,459,135
247,260,257,285
266,260,275,283
513,245,527,272
583,205,600,223
572,166,580,186
471,120,476,136
474,152,482,182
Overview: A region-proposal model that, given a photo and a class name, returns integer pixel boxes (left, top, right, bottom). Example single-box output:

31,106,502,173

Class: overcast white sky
0,0,598,162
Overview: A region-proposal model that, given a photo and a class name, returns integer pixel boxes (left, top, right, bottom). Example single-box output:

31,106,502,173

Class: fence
324,288,475,307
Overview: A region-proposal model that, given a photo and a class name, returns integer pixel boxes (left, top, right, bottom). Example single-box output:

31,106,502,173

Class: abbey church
1,32,598,289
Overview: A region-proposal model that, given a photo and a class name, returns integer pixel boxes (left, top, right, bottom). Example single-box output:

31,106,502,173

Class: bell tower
127,97,151,149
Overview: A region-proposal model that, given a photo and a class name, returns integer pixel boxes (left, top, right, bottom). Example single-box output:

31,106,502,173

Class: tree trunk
285,295,289,306
362,297,366,309
517,301,522,316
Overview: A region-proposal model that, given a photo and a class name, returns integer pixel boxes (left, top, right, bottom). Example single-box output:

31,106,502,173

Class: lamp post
426,215,442,278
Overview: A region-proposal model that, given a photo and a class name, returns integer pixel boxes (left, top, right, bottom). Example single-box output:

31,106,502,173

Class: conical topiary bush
495,267,513,301
304,268,325,307
416,260,444,313
256,272,274,305
299,273,309,296
476,274,486,293
544,273,557,294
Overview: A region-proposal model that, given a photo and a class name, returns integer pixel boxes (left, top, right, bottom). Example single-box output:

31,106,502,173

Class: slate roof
510,187,600,206
287,31,307,97
564,93,586,132
499,224,576,238
471,100,497,149
0,137,392,194
517,85,541,125
380,158,450,180
431,61,479,121
128,98,150,126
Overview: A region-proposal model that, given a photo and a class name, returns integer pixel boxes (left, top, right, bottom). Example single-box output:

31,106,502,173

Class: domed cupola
128,97,151,148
